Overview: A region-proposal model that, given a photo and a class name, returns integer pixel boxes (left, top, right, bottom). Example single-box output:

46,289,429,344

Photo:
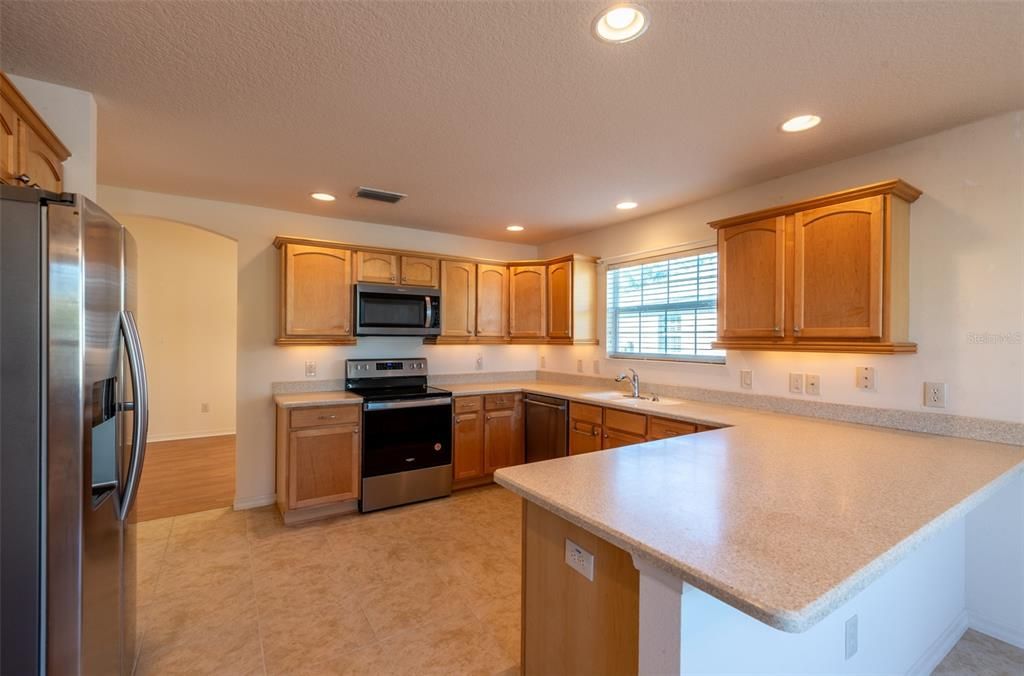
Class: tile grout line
244,516,270,676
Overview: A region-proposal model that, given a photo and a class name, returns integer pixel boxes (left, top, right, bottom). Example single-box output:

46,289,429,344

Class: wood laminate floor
134,484,1021,675
135,434,235,522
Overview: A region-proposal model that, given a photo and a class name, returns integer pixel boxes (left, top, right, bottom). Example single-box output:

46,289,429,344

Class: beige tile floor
136,484,1022,676
135,485,521,676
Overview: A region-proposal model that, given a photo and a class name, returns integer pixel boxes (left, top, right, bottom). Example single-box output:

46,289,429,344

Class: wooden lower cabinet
276,403,361,524
569,402,603,455
452,393,523,487
603,408,647,450
522,501,639,675
648,416,697,440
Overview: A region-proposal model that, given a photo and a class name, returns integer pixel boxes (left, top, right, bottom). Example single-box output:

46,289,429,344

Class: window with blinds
606,249,724,363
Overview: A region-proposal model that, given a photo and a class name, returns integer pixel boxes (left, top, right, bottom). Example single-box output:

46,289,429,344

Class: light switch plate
576,359,584,373
740,370,753,389
806,374,821,396
304,360,317,378
789,372,804,394
565,538,594,581
845,615,858,659
924,382,947,408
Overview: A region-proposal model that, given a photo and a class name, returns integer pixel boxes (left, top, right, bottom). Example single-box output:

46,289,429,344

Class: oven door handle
364,398,452,411
424,296,433,328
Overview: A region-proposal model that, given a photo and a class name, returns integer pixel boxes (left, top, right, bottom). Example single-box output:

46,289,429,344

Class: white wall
97,186,540,505
123,216,238,441
7,74,97,199
540,111,1024,423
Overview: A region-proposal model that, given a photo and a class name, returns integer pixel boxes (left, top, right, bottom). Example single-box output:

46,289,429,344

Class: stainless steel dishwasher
524,394,568,463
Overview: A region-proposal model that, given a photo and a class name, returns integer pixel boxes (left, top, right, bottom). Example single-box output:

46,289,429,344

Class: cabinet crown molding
707,179,922,230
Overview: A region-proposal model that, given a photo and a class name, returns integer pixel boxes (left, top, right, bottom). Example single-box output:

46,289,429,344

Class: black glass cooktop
347,385,451,402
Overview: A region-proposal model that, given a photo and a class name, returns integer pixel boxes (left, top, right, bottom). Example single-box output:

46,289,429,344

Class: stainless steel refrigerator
1,184,150,675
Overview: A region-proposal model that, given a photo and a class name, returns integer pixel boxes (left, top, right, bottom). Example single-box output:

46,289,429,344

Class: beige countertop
270,380,1024,633
273,391,363,408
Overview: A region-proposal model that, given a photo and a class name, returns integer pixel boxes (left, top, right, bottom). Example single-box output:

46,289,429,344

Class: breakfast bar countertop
474,386,1024,634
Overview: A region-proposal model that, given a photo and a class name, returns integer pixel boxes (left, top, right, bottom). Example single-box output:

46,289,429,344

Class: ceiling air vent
354,186,407,204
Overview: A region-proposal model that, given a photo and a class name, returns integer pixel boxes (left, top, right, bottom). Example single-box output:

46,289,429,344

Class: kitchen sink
583,391,683,406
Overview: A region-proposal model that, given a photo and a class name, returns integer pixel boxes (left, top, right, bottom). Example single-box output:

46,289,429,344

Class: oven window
360,294,425,327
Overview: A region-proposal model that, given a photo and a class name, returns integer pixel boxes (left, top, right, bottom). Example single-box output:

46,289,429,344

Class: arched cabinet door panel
718,216,785,338
794,196,884,338
440,260,476,337
509,266,546,338
283,244,352,337
476,264,509,337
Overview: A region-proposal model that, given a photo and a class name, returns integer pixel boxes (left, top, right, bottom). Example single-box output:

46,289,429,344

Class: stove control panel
346,358,428,378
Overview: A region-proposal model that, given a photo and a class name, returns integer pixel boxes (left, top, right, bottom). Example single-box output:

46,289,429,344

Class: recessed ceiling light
593,4,649,43
781,114,822,133
310,192,336,201
616,201,638,210
506,225,525,232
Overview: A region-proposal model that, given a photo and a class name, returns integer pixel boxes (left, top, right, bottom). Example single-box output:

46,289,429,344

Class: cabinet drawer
648,417,697,440
603,408,647,436
695,423,722,433
484,393,517,410
454,396,482,413
290,405,359,429
569,402,603,425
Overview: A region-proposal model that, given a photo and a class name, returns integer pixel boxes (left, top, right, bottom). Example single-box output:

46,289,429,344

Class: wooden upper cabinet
288,423,360,509
440,260,476,337
279,243,353,343
509,265,547,338
0,72,70,191
400,255,439,287
476,264,509,338
0,96,16,184
709,179,920,354
718,217,785,338
794,196,883,338
355,251,398,284
547,261,572,339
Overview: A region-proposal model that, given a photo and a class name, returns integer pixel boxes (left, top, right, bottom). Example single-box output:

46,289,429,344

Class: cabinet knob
793,326,801,333
390,274,395,280
13,174,31,185
773,325,780,332
318,414,337,420
593,429,600,436
353,427,360,433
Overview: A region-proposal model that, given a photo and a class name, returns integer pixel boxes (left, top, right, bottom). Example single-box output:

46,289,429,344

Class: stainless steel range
345,358,452,512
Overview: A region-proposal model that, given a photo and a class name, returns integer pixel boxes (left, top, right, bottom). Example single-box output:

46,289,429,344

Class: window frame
604,244,725,365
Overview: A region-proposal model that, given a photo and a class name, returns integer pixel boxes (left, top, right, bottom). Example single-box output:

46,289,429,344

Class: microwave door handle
424,296,433,328
118,310,150,521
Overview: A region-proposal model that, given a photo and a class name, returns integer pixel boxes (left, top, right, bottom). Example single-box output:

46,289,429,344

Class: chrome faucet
616,368,641,398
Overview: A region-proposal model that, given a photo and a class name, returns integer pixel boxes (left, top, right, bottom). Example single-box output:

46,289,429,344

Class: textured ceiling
1,1,1022,244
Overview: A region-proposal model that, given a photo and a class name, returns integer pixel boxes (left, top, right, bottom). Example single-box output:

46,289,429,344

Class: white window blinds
606,249,724,362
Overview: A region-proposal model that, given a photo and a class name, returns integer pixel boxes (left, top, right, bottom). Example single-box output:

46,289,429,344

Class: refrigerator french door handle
118,310,149,521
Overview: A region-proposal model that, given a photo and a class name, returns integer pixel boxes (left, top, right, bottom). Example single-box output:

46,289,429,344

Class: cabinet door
356,251,398,284
283,244,352,337
509,266,547,337
647,417,697,440
603,429,646,450
440,260,476,337
546,261,573,339
453,410,484,480
483,408,515,473
401,256,439,287
476,264,508,337
794,196,884,338
18,121,63,192
569,419,602,455
718,217,785,338
0,96,15,184
288,423,359,509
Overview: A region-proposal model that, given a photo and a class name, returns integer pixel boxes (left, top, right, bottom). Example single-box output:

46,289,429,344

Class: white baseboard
233,494,276,510
968,611,1024,650
148,429,236,443
906,609,968,676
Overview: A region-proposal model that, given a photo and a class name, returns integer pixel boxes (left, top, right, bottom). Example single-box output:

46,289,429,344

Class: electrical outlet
592,360,601,374
475,353,483,371
806,374,821,396
845,614,858,659
740,369,753,389
789,372,804,394
304,360,317,378
576,359,584,373
200,402,210,413
540,355,546,369
924,382,947,408
564,538,594,581
856,366,875,391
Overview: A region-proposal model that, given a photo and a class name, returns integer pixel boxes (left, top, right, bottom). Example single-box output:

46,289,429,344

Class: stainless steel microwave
354,283,442,336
